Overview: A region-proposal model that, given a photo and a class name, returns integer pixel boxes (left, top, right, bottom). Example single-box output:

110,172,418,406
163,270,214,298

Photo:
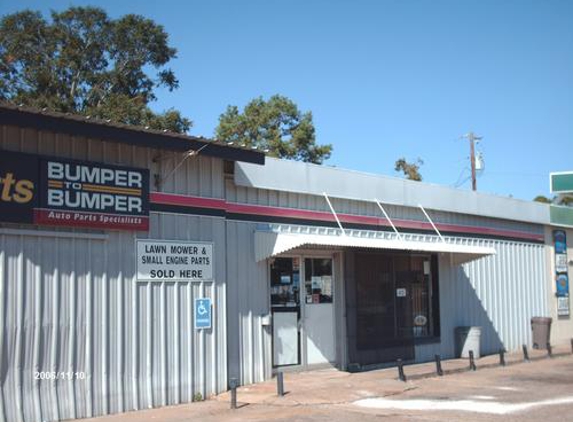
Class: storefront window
270,257,300,307
355,253,439,350
304,258,333,304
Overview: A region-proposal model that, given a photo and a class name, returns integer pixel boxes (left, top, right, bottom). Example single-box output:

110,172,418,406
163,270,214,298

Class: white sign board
558,297,570,317
556,253,568,273
136,240,213,282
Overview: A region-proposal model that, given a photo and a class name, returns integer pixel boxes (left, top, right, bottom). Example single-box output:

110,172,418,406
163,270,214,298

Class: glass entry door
270,256,337,368
270,257,301,366
303,258,336,365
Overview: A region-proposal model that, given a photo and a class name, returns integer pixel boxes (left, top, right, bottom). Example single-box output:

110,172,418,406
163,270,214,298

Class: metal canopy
254,231,496,265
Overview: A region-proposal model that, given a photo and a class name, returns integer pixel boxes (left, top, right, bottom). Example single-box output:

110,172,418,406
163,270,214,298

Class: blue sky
2,0,572,201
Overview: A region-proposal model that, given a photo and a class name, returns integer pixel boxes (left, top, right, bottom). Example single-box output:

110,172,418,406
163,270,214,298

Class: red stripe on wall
226,202,338,222
150,192,544,242
150,192,226,210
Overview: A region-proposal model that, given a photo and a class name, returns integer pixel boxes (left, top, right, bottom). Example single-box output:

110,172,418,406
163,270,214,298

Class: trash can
531,317,552,349
455,326,482,358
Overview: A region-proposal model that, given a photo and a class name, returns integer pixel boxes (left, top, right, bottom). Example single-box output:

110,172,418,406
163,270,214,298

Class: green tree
532,195,573,206
533,195,553,203
0,7,191,132
558,195,573,206
395,157,424,181
215,95,332,164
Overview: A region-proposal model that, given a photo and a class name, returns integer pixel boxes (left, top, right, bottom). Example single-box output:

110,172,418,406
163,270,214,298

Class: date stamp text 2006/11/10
34,372,87,380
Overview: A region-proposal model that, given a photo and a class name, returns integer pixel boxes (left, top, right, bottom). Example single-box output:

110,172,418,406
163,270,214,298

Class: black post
397,359,406,382
547,343,552,358
434,354,443,376
522,344,530,362
229,378,238,409
277,372,284,396
469,350,477,371
499,348,506,366
570,338,573,354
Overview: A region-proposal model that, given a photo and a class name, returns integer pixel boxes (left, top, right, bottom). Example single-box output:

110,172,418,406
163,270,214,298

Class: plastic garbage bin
455,326,482,358
531,317,552,349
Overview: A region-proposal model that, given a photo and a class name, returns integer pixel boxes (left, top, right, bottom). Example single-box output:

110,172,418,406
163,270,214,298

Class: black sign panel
0,150,150,231
0,151,39,223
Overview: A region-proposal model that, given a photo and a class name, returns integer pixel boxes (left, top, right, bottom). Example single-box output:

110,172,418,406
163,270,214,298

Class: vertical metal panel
0,125,228,422
0,218,227,422
416,238,547,362
225,221,270,386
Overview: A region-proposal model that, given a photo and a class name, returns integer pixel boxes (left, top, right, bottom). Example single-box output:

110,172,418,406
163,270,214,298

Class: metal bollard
277,372,284,396
229,378,238,409
469,350,477,371
435,354,443,376
499,348,506,366
397,358,407,382
571,338,573,354
522,344,530,362
547,343,552,358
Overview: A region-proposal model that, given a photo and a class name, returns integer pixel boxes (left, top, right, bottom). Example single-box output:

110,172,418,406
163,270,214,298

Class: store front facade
1,104,569,422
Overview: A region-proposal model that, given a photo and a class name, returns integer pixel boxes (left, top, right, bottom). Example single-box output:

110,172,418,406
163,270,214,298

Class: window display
355,252,439,351
304,258,333,304
270,257,300,307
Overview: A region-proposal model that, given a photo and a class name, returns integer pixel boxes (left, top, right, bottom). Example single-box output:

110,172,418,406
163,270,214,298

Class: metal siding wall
0,125,227,422
415,239,547,362
225,220,271,386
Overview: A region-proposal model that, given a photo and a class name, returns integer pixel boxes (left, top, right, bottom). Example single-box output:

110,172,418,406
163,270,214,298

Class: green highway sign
550,205,573,227
550,172,573,193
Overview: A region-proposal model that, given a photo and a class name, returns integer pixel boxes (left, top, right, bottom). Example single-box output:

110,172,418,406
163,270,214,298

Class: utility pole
464,132,482,191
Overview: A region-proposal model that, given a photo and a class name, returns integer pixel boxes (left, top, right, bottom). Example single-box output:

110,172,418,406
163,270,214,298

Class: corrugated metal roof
0,102,265,164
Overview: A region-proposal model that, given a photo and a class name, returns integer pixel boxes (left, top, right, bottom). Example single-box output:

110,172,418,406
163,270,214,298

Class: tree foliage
533,195,552,204
0,7,191,132
394,157,424,181
533,194,573,206
215,95,332,164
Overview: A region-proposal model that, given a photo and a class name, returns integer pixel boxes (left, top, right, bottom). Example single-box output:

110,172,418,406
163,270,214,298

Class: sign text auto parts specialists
0,150,149,230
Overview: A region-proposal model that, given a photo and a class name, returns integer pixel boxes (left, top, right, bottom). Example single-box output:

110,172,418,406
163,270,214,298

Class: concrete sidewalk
214,343,571,408
82,343,573,422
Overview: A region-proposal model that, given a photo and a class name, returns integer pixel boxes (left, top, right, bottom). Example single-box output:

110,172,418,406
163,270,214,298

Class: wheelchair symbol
197,301,208,316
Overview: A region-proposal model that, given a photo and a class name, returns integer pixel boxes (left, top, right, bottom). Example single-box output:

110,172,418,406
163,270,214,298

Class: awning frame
254,229,496,265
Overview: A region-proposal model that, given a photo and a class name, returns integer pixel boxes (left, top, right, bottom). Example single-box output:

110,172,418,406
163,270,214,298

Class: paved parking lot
84,345,573,422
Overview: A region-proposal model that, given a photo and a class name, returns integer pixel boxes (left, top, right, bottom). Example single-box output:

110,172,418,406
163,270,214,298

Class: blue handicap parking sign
195,298,212,329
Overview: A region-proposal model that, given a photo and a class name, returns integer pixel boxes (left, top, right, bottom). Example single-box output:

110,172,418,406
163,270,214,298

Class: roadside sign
550,171,573,193
195,298,212,329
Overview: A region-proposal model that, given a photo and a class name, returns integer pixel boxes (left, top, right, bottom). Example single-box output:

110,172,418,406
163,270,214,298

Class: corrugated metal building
0,104,571,422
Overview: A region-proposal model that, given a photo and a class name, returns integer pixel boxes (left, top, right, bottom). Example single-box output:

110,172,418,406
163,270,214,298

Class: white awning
254,231,496,265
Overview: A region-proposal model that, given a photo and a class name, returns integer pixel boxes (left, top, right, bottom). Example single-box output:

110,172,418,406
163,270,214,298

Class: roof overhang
0,104,265,164
255,231,496,265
